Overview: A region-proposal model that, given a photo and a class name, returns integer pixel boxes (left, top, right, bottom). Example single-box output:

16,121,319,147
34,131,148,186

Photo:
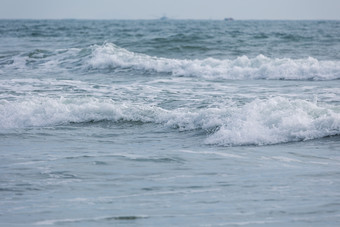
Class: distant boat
159,16,169,21
224,17,234,21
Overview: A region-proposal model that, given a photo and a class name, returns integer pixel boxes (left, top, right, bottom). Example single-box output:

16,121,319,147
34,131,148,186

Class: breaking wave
88,43,340,80
1,96,339,146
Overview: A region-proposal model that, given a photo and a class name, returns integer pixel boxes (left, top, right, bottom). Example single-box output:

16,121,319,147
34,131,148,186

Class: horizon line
0,18,339,21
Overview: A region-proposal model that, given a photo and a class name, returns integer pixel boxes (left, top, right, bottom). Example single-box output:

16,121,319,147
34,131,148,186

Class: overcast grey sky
1,0,340,20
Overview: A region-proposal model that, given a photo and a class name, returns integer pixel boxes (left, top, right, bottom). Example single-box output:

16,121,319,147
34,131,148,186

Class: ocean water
0,19,340,226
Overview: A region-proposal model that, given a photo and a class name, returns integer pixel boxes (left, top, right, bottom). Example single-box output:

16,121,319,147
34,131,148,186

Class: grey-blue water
1,20,340,226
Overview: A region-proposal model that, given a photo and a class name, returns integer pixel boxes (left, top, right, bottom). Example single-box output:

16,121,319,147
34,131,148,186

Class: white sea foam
205,97,340,146
1,96,339,146
89,43,340,80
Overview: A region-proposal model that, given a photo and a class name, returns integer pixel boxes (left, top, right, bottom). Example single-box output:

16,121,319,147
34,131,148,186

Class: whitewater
0,19,340,226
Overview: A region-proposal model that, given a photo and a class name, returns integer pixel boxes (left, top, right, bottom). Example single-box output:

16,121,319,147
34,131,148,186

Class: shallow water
0,20,340,226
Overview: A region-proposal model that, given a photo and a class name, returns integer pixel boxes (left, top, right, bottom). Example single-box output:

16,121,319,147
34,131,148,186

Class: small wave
35,215,148,225
88,43,340,80
1,96,339,146
1,47,87,74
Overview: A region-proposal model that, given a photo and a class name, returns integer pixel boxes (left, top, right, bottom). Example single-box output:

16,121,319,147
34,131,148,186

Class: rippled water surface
0,20,340,226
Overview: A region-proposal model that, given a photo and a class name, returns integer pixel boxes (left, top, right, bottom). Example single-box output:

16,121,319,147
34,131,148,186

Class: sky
1,0,340,20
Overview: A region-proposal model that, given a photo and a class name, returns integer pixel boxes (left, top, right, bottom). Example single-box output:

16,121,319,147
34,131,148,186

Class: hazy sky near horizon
1,0,340,20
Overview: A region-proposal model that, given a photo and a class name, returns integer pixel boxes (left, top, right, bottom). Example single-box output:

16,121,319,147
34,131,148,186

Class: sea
0,19,340,226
